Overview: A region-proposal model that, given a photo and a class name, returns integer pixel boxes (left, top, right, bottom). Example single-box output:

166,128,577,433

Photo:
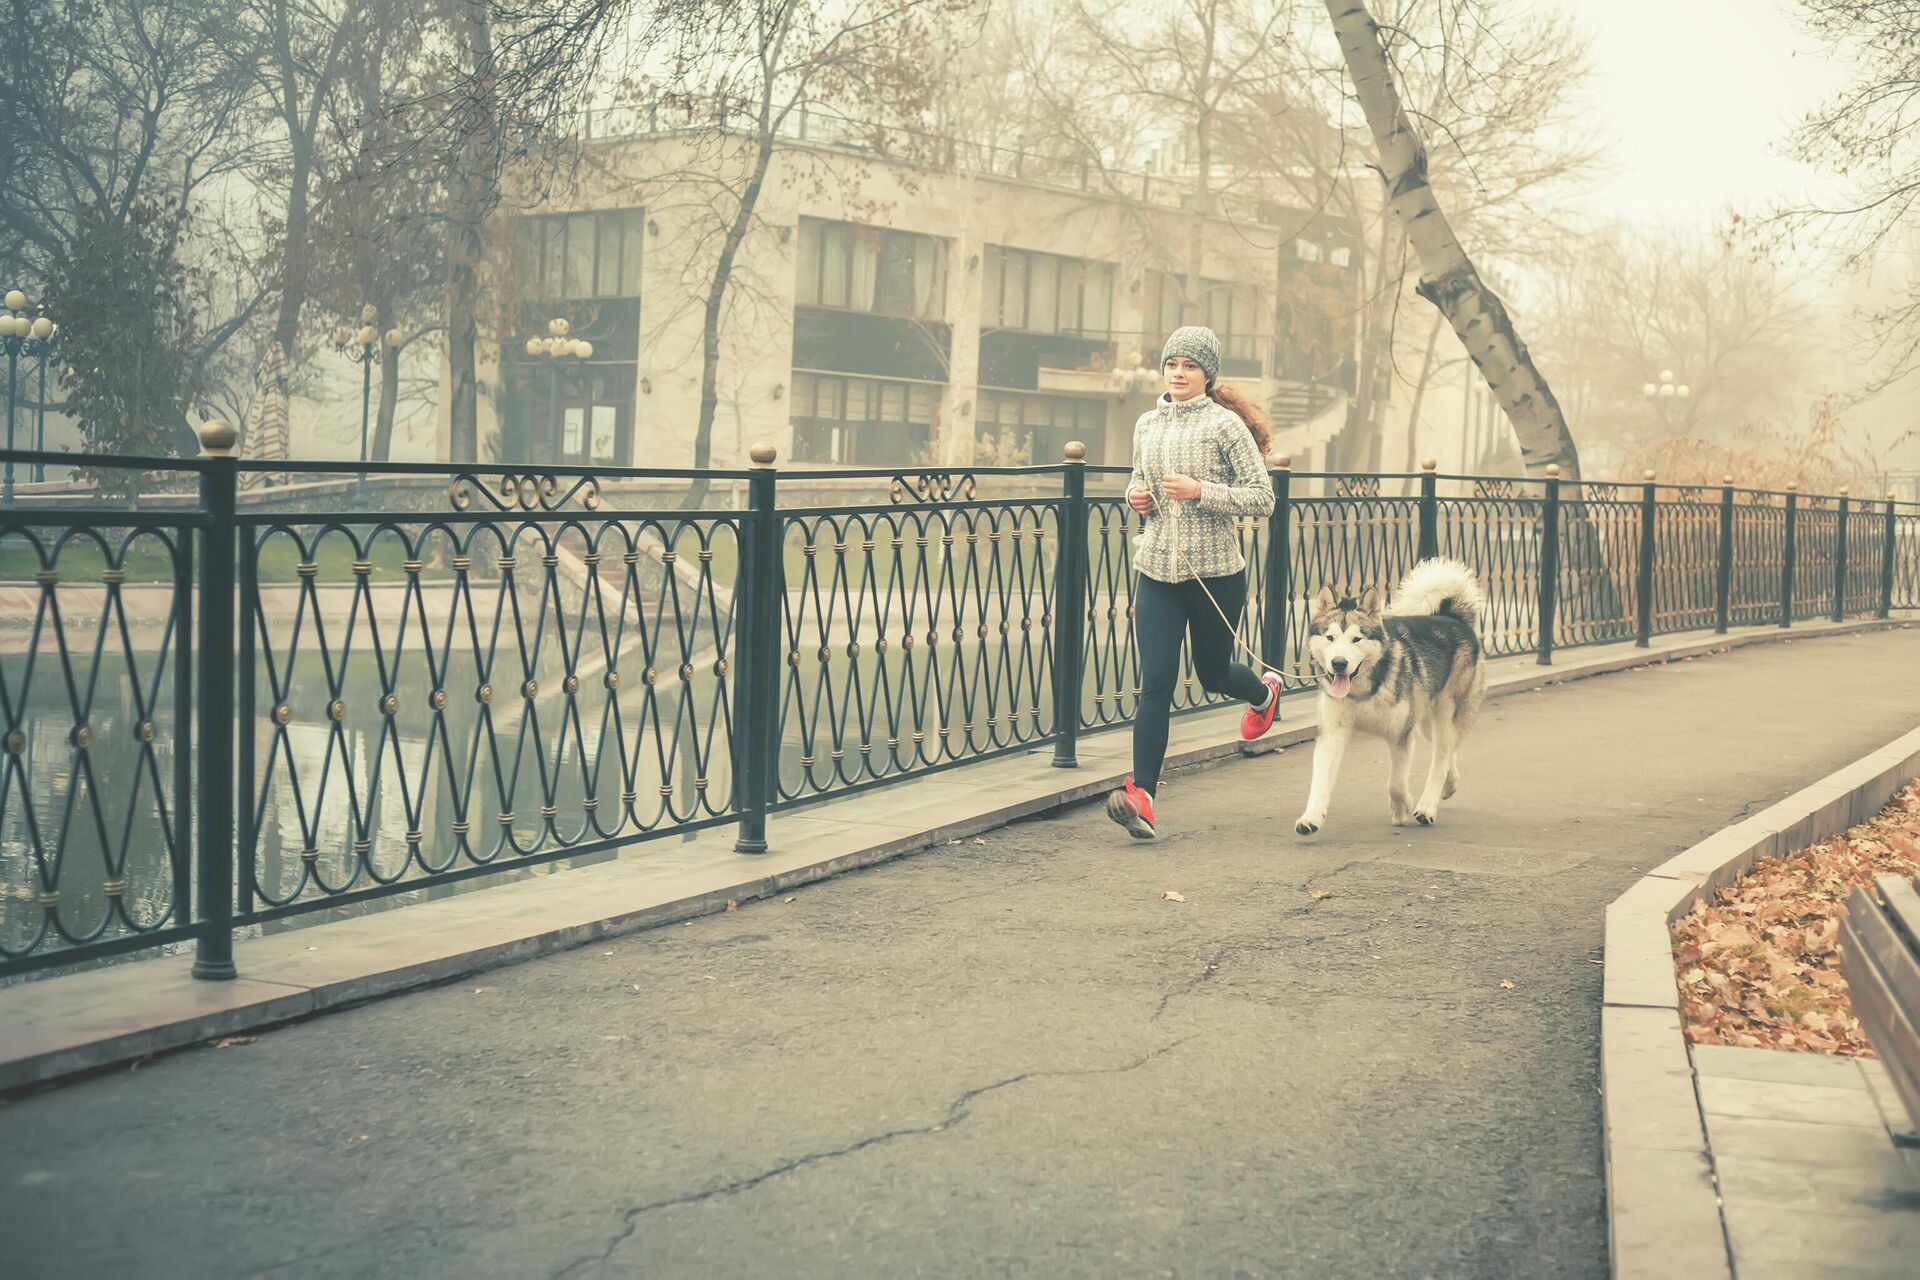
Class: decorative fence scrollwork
888,471,978,504
448,471,606,512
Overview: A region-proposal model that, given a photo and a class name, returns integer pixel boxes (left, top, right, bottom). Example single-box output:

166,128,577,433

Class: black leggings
1132,570,1270,794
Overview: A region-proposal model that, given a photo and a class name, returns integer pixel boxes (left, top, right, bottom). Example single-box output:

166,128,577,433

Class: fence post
1635,471,1657,648
733,445,782,853
1780,484,1798,627
1417,458,1439,560
192,422,239,980
1881,492,1898,620
1833,489,1849,622
1715,475,1734,635
1262,456,1292,678
1052,442,1089,768
1535,465,1561,664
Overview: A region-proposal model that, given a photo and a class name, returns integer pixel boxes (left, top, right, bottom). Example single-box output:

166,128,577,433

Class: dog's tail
1387,557,1483,628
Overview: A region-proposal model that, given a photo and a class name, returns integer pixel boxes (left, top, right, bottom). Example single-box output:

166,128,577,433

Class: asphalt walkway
5,629,1920,1279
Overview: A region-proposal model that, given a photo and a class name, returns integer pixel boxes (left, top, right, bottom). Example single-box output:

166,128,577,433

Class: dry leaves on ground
1161,890,1186,903
1671,781,1920,1056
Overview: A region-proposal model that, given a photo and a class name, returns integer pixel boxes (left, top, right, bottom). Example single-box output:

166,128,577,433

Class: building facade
457,116,1383,475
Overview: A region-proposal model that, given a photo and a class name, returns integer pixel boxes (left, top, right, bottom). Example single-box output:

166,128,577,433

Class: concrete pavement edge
1601,714,1920,1280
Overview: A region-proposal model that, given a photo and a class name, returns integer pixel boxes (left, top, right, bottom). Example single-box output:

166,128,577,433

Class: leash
1138,485,1313,689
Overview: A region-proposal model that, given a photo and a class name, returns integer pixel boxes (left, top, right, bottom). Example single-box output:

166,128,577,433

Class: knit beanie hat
1160,325,1221,386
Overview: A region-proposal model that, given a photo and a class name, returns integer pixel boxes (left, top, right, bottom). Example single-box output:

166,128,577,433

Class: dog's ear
1311,585,1336,620
1357,585,1382,617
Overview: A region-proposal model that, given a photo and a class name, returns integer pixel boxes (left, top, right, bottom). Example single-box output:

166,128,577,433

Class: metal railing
3,442,1918,979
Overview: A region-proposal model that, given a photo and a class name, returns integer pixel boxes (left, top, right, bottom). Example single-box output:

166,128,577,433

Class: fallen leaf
1161,890,1186,903
783,895,795,904
1671,778,1920,1058
1309,889,1333,901
725,899,737,912
1499,980,1515,990
212,1036,256,1048
972,838,986,845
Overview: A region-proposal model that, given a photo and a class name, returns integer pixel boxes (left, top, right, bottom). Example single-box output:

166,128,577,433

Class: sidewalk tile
1692,1043,1867,1090
1697,1076,1887,1129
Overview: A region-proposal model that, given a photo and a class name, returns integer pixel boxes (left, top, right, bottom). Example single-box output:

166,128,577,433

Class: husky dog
1293,559,1487,835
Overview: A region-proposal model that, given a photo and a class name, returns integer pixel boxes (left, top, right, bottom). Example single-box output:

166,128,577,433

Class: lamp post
2,289,58,508
524,318,592,460
1640,368,1691,427
332,305,400,501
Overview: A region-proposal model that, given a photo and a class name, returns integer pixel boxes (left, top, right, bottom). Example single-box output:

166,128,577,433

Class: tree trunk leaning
1321,0,1582,481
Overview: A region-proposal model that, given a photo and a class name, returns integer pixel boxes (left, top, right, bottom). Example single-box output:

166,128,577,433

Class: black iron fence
4,441,1918,979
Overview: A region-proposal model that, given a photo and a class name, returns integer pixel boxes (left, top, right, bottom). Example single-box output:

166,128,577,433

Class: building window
982,247,1115,337
795,218,947,321
790,371,939,465
975,392,1105,465
524,209,645,301
1294,238,1326,263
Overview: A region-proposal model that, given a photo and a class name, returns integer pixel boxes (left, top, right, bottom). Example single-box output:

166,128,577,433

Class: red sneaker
1240,672,1283,741
1106,777,1157,840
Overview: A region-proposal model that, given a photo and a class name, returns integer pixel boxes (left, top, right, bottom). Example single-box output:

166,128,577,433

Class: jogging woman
1106,325,1280,840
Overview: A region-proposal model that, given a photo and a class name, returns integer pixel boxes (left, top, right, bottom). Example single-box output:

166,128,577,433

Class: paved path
6,631,1920,1280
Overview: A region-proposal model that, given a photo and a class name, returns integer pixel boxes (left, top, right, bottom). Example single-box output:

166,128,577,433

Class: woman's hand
1126,485,1153,514
1161,473,1203,501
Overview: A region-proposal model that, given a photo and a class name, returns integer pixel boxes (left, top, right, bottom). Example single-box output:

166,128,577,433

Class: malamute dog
1294,558,1487,835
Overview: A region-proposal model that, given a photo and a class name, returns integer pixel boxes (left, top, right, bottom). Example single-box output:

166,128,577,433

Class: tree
0,0,269,424
1057,0,1291,325
1527,229,1806,471
1321,0,1583,479
310,0,448,461
43,199,205,476
640,0,959,503
1787,0,1920,397
441,0,498,463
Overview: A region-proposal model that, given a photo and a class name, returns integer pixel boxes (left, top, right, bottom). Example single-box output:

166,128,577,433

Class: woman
1107,325,1280,840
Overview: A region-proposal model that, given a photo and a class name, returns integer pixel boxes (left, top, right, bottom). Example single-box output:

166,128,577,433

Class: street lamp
332,305,395,495
1641,368,1691,424
2,289,59,508
525,317,592,459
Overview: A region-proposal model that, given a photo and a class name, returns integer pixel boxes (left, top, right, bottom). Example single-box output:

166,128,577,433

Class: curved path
5,630,1920,1279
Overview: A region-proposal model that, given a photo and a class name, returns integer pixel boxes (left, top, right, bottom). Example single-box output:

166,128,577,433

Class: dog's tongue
1327,673,1353,699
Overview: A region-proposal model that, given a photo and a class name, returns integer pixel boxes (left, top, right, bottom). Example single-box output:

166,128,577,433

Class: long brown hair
1209,382,1272,456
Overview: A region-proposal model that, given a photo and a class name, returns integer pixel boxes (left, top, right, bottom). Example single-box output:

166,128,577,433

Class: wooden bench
1840,874,1920,1132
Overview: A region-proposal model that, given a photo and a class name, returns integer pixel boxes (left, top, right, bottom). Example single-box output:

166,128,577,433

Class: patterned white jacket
1126,393,1275,583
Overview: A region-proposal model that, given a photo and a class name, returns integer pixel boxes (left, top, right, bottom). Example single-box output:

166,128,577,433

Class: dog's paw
1414,808,1437,826
1294,815,1321,836
1442,778,1458,800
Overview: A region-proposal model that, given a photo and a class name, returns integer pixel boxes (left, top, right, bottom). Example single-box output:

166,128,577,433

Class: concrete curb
1601,717,1920,1280
2,615,1911,1095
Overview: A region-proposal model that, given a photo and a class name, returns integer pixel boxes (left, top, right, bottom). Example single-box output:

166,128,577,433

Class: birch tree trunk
1322,0,1581,480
